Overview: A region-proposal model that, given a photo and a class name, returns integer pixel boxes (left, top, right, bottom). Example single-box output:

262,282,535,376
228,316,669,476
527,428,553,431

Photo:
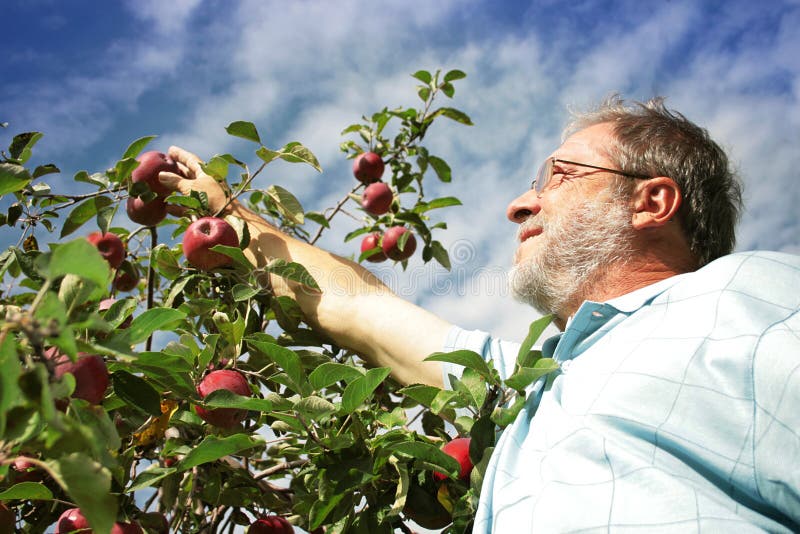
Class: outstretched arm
160,146,451,387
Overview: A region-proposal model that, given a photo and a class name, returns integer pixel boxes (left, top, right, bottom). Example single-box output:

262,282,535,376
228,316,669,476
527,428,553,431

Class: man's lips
517,225,543,243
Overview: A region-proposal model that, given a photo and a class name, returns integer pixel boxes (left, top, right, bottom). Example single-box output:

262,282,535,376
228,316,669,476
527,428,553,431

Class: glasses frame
531,157,651,194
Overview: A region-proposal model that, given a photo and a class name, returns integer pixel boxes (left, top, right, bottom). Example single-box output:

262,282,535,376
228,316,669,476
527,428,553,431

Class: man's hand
158,146,232,215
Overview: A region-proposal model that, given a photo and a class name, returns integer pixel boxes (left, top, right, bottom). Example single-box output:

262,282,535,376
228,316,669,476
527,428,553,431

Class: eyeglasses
531,157,651,194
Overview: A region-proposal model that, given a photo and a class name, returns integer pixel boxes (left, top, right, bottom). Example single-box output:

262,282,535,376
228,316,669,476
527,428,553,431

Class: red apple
381,226,416,261
47,348,110,405
55,508,91,533
360,233,387,263
352,151,384,184
111,521,144,534
0,503,13,532
249,515,295,534
182,217,239,271
113,260,140,292
361,182,393,216
433,437,473,481
126,195,167,227
87,231,125,269
131,150,179,197
196,370,252,427
11,456,42,483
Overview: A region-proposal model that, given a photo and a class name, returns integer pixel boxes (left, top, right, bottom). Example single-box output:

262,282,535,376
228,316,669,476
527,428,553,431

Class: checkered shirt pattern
442,251,800,533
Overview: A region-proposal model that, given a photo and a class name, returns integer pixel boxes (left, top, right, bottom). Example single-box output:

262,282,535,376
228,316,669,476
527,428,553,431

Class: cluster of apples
353,152,417,263
123,150,242,271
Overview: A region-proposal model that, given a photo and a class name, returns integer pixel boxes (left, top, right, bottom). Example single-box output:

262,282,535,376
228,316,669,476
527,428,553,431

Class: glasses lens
533,158,552,193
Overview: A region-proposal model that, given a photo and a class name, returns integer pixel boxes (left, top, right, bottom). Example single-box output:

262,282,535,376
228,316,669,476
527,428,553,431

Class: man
160,96,800,532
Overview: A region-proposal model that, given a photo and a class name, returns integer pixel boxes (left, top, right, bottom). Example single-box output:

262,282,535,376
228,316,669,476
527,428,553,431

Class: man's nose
506,190,541,223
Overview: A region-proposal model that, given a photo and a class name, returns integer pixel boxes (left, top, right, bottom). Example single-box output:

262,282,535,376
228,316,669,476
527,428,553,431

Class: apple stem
145,226,158,352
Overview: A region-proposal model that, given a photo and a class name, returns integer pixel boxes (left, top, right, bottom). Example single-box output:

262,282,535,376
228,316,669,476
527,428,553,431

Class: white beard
508,190,635,316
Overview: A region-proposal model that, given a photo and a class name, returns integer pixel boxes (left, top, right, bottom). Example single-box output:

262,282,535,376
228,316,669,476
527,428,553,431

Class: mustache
516,214,548,241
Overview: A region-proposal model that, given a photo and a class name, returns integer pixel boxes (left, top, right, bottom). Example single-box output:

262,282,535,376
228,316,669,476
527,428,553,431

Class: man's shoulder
680,250,800,288
659,250,800,319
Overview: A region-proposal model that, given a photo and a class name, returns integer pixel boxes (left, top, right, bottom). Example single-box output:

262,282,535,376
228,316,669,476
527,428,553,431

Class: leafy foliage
0,69,559,533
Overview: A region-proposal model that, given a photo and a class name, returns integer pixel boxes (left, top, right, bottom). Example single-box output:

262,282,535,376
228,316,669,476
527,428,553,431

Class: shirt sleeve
753,310,800,526
440,325,522,388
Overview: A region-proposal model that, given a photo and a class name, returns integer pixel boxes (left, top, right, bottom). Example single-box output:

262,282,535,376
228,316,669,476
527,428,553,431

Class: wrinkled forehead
549,123,616,163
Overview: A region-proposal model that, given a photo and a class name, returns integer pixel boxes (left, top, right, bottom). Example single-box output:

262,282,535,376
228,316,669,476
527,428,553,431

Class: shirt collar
602,273,689,313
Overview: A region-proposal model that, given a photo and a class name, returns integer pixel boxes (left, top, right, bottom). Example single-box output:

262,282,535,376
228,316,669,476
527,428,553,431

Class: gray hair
565,95,743,267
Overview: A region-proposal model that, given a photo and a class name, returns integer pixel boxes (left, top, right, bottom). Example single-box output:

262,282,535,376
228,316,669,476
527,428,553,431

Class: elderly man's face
506,123,636,316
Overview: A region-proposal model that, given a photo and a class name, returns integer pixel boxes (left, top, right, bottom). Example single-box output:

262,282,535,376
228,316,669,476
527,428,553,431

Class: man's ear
631,177,682,230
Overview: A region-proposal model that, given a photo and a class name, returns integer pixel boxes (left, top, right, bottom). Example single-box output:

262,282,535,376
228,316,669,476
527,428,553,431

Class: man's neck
554,249,696,330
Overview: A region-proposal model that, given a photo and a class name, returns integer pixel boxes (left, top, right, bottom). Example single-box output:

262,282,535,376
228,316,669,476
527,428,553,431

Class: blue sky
2,0,799,342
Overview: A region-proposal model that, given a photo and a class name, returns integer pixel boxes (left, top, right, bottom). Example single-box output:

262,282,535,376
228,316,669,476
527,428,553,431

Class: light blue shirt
442,251,800,533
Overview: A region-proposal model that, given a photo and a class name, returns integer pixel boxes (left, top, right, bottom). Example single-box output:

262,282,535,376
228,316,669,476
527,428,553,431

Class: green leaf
264,258,320,290
112,370,162,416
0,335,21,435
417,86,431,102
179,434,262,470
412,70,433,84
270,295,304,332
516,314,555,367
491,396,527,427
32,163,60,178
431,107,474,125
294,395,337,419
122,135,157,159
203,389,272,412
120,307,187,345
200,154,231,180
341,367,391,413
255,146,280,164
60,196,113,238
0,163,31,196
232,283,260,301
209,244,251,270
444,69,467,83
279,142,322,172
247,339,304,390
46,453,117,534
46,238,110,288
152,244,182,280
417,196,461,212
308,362,365,390
115,156,140,183
430,240,451,271
428,156,452,183
425,350,493,381
304,211,330,228
267,184,305,224
166,194,202,210
390,441,460,477
225,121,261,143
441,82,455,98
0,481,53,500
9,131,43,163
504,358,560,392
398,384,441,407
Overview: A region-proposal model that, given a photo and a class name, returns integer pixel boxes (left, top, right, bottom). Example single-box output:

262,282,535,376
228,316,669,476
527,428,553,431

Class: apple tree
0,69,558,533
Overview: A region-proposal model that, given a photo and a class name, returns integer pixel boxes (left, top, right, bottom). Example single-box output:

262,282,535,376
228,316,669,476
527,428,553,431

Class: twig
309,184,363,245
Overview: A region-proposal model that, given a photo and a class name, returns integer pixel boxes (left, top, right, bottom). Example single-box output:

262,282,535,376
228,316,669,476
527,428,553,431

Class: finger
168,146,204,176
158,171,193,195
175,160,192,178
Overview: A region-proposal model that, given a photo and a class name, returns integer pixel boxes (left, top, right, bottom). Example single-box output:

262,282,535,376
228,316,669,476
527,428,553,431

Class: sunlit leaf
226,121,261,144
122,135,157,159
60,196,113,237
